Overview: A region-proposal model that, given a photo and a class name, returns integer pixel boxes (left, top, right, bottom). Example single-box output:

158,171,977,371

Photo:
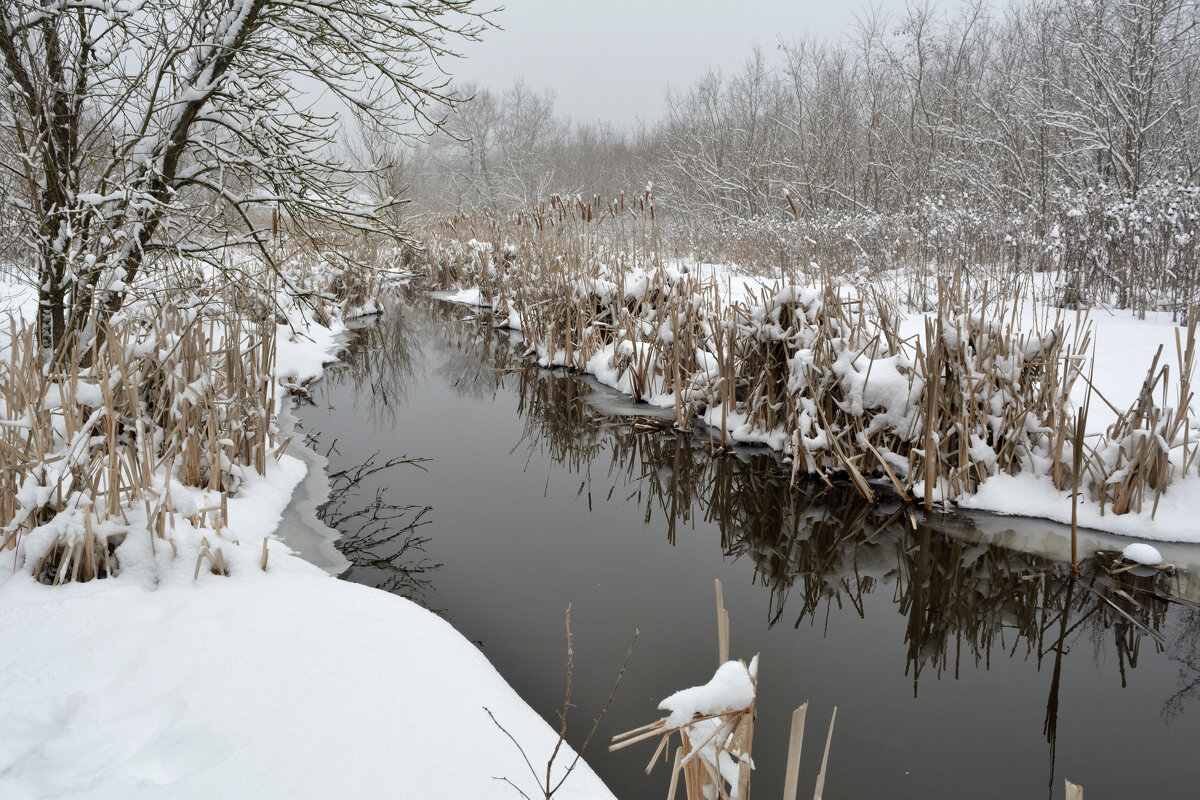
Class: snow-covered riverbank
436,257,1200,544
0,283,615,799
0,556,614,799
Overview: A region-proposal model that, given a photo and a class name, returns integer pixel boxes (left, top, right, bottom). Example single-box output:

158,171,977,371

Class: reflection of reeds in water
514,366,608,479
413,294,1193,710
1163,607,1200,722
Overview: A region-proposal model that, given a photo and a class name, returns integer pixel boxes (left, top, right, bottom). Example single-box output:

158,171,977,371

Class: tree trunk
37,275,67,359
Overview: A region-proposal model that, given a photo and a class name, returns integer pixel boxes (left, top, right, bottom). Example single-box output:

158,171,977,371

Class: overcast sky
449,0,920,127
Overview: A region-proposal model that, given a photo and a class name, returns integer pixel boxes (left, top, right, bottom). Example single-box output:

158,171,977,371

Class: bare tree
1045,0,1199,194
423,79,563,212
430,81,502,210
0,0,489,357
347,117,420,232
493,79,561,208
395,0,1200,262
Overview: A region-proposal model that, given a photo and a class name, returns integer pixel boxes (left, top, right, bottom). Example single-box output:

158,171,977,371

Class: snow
702,408,790,451
433,287,489,308
275,304,346,386
658,660,756,729
0,277,615,800
0,565,613,800
344,298,380,319
1062,306,1183,436
954,471,1200,543
0,280,36,330
1122,542,1165,566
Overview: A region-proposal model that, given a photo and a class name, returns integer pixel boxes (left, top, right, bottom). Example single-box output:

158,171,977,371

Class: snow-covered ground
0,281,615,800
0,560,613,799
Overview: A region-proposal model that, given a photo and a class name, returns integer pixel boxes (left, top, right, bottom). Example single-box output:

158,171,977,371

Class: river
295,288,1200,800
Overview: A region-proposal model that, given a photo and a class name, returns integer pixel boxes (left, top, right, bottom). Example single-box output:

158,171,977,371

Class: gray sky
449,0,912,127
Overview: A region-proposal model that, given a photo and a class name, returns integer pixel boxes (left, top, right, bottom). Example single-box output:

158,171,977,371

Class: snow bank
0,567,612,800
276,303,347,387
955,471,1200,543
433,286,489,308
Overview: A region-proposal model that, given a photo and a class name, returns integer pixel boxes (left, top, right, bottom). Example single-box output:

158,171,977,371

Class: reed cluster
418,199,1200,517
1088,317,1198,516
1,298,282,583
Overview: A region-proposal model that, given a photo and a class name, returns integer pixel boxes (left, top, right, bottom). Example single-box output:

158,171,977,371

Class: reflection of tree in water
307,294,528,611
1165,607,1200,722
313,435,440,607
319,295,424,428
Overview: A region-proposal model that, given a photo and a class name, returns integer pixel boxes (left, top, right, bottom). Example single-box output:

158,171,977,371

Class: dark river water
296,290,1200,800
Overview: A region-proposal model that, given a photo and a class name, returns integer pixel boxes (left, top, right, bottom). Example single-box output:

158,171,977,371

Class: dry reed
612,579,835,800
1,304,277,582
417,201,1198,515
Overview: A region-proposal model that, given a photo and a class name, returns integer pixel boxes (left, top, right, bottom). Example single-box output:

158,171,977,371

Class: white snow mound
1121,543,1165,566
658,660,756,729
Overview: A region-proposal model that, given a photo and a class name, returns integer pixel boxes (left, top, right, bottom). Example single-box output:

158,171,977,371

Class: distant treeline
372,0,1198,225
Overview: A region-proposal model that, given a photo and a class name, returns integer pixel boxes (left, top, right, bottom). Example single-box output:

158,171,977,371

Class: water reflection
1165,608,1200,721
310,433,440,606
424,295,1196,705
309,290,1200,797
324,307,423,427
527,392,1186,703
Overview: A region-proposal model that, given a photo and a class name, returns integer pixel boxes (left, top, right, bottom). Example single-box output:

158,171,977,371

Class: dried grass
610,580,759,800
611,579,836,800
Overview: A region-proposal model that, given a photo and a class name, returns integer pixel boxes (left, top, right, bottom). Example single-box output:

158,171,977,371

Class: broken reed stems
420,205,1199,516
612,578,837,800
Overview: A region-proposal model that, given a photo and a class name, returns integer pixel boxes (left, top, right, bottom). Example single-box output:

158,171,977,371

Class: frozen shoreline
268,400,352,576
